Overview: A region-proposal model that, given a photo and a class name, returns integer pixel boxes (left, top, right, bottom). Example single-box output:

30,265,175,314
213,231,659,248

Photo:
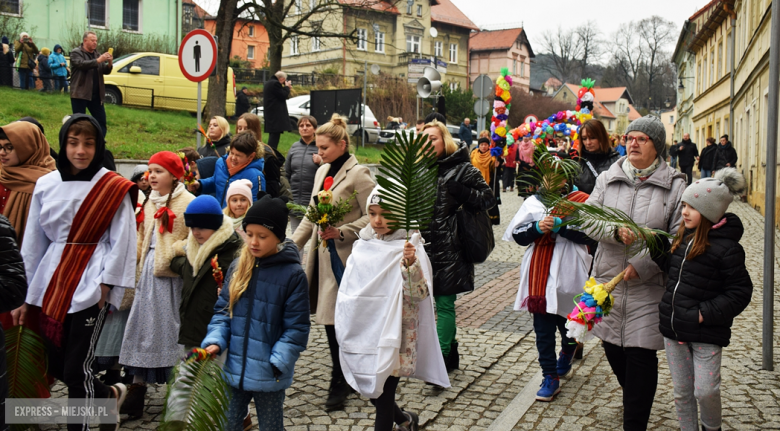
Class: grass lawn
0,86,384,163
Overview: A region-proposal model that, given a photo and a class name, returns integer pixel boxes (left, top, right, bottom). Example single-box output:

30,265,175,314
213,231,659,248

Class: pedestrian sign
178,29,217,82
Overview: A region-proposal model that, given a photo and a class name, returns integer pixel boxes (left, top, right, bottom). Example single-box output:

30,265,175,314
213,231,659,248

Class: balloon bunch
564,270,625,342
576,78,596,116
490,67,512,148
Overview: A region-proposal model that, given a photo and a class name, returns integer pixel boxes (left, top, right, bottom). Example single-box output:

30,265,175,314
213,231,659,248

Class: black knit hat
243,192,289,241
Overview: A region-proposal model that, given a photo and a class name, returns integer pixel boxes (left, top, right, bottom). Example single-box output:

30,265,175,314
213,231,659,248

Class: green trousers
434,294,457,356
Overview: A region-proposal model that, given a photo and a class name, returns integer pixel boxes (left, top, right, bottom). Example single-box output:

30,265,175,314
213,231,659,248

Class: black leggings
324,325,344,383
369,376,407,431
602,341,659,431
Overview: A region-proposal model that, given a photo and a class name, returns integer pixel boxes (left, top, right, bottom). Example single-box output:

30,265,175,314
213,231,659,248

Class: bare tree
536,26,583,84
639,16,676,110
609,21,645,98
574,22,603,79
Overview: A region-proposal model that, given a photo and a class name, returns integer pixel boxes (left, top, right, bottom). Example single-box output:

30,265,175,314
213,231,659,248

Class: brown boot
119,383,146,419
243,413,253,430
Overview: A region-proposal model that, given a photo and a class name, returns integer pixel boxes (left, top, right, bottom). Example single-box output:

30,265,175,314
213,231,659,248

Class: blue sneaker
556,349,575,377
535,374,560,402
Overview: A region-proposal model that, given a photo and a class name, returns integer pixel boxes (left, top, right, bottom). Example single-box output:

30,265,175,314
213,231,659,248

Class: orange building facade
204,18,270,69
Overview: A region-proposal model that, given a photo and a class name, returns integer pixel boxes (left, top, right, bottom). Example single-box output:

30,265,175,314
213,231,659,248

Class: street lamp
677,76,694,92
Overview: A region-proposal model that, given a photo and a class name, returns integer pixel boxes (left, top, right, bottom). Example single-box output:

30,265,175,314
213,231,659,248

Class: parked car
252,94,380,144
103,52,236,115
377,121,408,145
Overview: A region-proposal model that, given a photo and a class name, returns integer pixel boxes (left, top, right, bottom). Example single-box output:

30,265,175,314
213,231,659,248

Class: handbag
452,163,495,264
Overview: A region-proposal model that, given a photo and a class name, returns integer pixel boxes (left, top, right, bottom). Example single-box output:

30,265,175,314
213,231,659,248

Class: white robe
502,195,592,317
335,232,450,398
21,168,137,313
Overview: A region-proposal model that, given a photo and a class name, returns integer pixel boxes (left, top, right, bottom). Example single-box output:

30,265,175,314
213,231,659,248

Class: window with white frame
0,0,21,15
248,25,255,37
247,45,255,59
416,4,422,16
512,59,517,75
449,43,457,63
122,0,139,31
406,1,412,14
375,32,385,53
312,37,320,52
669,115,674,124
406,35,420,53
717,41,723,78
709,49,715,86
434,41,442,57
290,36,299,55
88,0,107,27
356,28,367,50
449,82,457,91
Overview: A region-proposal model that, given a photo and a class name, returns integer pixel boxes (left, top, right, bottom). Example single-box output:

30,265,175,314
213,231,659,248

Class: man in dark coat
712,134,738,172
676,133,699,185
263,71,292,149
458,118,473,147
69,31,112,137
235,86,250,118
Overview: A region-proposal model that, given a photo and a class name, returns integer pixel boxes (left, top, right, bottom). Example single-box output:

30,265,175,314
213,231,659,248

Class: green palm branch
517,146,671,257
5,325,48,399
160,354,232,431
376,130,439,237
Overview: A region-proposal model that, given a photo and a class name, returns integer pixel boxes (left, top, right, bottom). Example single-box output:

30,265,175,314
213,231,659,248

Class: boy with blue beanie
170,195,243,349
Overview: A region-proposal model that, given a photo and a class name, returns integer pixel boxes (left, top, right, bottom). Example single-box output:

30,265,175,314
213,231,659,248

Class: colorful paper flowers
565,270,625,342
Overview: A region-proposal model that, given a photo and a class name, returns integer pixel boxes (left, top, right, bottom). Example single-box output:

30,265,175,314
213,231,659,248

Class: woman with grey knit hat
582,115,687,430
650,168,752,431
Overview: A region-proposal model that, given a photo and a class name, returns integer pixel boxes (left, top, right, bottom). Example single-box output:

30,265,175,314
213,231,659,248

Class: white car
252,95,380,143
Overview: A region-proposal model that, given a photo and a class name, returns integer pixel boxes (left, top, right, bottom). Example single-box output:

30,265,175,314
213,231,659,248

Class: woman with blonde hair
198,116,231,158
292,113,375,411
237,112,288,198
420,120,496,373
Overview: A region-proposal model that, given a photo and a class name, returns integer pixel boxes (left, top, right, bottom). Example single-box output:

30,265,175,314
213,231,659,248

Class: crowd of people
0,64,756,431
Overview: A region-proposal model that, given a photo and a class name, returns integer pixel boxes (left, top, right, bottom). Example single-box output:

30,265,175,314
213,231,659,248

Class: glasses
0,144,14,154
627,135,652,146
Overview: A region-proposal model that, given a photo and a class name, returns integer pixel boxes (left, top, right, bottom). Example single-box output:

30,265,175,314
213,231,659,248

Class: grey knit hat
681,168,746,223
625,115,667,158
130,164,148,183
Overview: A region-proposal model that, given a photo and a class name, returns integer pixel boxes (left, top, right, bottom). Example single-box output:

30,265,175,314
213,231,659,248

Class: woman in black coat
419,121,496,371
262,72,292,150
574,120,620,194
0,214,28,429
0,37,14,87
698,137,718,178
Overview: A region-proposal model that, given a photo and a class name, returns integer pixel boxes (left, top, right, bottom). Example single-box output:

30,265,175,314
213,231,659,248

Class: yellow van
103,52,236,115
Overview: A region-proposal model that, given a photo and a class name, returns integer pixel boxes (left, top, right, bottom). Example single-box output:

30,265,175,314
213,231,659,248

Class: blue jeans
54,76,68,92
226,387,285,431
18,68,32,89
670,156,678,169
533,313,575,377
701,169,712,178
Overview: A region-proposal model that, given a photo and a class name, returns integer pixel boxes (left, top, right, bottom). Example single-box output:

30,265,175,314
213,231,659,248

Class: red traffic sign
178,29,217,82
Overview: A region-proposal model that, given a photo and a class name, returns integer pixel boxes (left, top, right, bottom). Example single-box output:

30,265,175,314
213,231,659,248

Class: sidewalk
42,191,780,430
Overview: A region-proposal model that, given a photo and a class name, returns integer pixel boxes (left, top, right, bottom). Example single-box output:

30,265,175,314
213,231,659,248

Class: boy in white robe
14,115,137,431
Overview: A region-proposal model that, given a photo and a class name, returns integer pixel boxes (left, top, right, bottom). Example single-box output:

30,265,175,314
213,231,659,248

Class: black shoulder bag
452,163,495,264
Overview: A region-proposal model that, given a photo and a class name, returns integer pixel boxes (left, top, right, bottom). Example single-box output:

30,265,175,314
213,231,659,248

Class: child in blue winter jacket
202,193,310,431
48,44,68,92
189,131,266,208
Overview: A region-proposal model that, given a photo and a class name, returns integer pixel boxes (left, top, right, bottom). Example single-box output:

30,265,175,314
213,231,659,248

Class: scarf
524,191,589,314
40,172,137,347
622,157,661,183
224,207,246,231
0,122,56,239
471,149,494,184
146,182,186,233
227,155,255,177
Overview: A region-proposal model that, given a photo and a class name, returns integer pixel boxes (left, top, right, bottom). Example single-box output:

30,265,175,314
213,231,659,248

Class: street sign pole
762,0,780,371
197,81,202,149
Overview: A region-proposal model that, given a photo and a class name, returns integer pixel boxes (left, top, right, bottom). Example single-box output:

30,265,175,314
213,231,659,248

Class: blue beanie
184,195,224,230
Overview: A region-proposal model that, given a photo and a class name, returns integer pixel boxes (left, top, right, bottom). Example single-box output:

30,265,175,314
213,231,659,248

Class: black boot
325,378,352,411
119,383,147,419
445,342,459,372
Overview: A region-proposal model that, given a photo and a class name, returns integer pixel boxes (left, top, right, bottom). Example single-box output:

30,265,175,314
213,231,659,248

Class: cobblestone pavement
42,191,780,430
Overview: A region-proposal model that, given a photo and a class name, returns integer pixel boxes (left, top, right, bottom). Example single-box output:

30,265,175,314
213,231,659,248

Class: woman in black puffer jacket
651,169,752,431
419,120,496,371
0,214,28,430
574,120,619,194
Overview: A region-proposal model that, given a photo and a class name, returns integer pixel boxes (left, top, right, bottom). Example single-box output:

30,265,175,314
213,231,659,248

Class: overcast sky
451,0,706,57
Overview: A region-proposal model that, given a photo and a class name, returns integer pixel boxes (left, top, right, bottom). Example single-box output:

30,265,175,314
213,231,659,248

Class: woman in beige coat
584,116,685,430
292,114,375,411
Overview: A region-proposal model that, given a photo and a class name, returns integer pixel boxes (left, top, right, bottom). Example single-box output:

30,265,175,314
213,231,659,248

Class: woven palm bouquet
288,176,357,249
565,270,625,342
